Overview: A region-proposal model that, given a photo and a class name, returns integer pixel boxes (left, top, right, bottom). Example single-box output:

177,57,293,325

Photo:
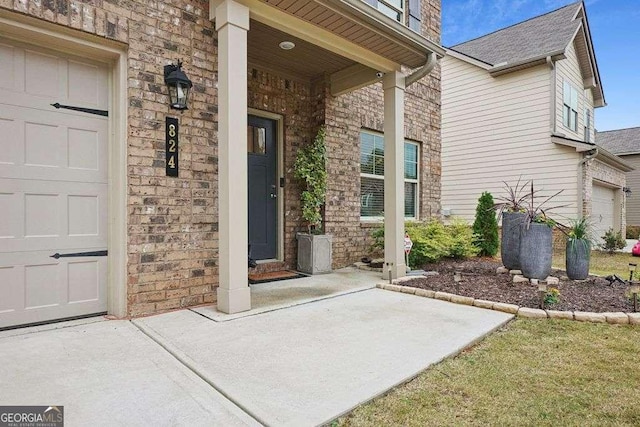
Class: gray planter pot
519,223,553,280
501,212,526,270
297,233,332,274
566,238,590,280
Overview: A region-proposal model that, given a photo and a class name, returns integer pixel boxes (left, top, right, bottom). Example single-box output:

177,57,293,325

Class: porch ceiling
261,0,443,68
212,0,444,73
248,20,357,79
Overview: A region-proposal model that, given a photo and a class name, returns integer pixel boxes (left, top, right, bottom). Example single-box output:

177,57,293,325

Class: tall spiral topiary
472,191,499,257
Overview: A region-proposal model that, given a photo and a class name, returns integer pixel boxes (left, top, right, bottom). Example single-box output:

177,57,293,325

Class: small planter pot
566,238,591,280
501,212,526,270
519,222,553,280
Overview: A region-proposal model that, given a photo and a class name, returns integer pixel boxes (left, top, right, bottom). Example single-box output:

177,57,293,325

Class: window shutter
408,0,421,32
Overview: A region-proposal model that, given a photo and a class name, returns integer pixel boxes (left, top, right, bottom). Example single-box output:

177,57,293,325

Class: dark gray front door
248,115,278,260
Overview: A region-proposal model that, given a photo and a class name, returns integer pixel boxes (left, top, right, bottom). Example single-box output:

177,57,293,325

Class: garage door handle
51,103,109,117
50,250,108,259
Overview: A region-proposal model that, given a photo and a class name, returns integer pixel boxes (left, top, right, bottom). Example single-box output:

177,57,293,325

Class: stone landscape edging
377,281,640,326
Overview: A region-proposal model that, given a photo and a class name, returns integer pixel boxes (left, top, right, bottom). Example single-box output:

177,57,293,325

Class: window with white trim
360,131,419,219
584,108,591,142
563,81,579,132
363,0,404,23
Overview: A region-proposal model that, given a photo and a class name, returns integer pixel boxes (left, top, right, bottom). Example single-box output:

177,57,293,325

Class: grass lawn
337,319,640,426
552,249,638,278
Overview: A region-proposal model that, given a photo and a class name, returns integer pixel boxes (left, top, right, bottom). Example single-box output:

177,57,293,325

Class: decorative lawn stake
404,233,413,273
629,263,636,282
533,279,546,309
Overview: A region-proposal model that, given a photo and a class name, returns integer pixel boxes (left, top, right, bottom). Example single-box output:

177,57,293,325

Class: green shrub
370,219,479,267
370,226,384,255
472,192,499,256
405,220,449,265
544,287,561,305
601,228,626,254
626,225,640,240
445,219,481,260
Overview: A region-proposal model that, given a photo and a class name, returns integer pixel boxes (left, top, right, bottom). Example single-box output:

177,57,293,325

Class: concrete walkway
623,239,636,253
0,319,259,426
135,289,512,426
0,288,512,426
193,267,379,321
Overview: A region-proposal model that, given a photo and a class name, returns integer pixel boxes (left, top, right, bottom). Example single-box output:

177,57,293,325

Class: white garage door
592,184,615,245
0,39,109,329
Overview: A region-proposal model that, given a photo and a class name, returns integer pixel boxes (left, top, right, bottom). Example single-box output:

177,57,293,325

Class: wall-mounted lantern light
164,61,192,110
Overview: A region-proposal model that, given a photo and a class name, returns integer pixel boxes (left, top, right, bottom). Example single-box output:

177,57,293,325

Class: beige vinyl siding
442,55,579,223
621,154,640,226
556,40,595,141
584,86,595,143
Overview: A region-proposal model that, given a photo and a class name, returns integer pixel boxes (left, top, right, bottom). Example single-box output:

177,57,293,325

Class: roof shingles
449,2,582,67
596,128,640,155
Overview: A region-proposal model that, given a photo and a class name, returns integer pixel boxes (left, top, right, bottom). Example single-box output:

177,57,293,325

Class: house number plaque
166,117,179,177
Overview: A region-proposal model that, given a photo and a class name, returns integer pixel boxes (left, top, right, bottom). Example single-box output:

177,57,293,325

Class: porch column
382,71,406,280
216,0,251,313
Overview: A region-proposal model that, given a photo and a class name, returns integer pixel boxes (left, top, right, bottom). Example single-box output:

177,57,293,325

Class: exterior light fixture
164,61,192,110
453,270,462,294
533,279,547,309
453,271,462,283
628,263,639,312
279,41,295,50
630,281,640,313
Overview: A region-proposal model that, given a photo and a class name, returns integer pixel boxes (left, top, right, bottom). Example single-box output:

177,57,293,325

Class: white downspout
405,52,438,87
577,148,598,218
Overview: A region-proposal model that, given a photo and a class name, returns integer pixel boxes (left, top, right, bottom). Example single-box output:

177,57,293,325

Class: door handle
50,250,108,259
270,193,277,199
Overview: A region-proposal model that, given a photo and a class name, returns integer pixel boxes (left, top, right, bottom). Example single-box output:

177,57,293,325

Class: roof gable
450,2,581,67
448,1,605,106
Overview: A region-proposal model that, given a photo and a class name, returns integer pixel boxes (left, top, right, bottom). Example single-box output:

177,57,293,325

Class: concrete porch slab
192,267,379,321
134,289,513,426
0,320,259,427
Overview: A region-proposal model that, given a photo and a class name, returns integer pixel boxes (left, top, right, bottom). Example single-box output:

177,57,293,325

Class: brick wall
321,0,442,267
1,0,220,316
2,0,442,315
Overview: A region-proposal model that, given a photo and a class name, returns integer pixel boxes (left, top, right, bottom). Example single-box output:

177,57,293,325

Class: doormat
248,270,308,284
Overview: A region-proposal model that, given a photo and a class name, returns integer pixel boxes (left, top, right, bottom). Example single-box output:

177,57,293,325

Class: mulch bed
401,258,636,313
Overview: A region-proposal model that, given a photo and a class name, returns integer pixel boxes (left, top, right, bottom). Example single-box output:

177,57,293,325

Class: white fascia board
444,48,492,70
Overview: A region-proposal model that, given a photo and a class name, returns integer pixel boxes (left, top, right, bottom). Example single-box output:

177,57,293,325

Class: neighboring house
441,1,633,243
0,0,444,328
596,127,640,226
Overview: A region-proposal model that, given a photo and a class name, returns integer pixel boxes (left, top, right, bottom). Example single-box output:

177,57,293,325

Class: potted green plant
495,178,531,270
293,126,332,274
519,182,565,280
562,217,593,280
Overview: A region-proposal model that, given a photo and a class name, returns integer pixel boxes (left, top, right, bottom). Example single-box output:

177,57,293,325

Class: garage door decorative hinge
50,250,108,259
51,103,109,117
